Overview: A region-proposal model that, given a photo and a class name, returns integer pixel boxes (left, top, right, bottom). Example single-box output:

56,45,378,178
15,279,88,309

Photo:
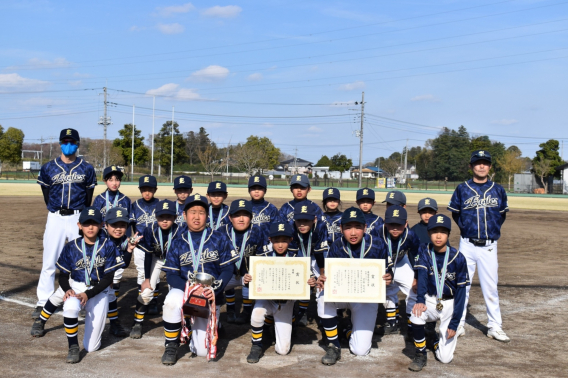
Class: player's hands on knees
141,279,152,292
74,292,88,306
383,273,393,286
315,275,326,289
202,287,214,301
412,279,417,293
243,274,252,285
412,303,427,317
63,289,76,301
447,328,456,339
127,232,143,253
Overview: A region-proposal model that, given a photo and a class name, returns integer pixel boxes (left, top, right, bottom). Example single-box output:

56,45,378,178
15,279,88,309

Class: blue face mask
61,142,79,156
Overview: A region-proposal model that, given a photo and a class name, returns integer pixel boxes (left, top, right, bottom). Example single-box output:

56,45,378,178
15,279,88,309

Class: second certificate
249,256,311,300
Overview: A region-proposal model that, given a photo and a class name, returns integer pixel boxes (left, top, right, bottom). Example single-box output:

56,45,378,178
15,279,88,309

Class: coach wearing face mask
32,128,97,320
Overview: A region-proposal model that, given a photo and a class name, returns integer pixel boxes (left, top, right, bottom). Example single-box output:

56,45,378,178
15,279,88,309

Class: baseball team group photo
1,2,567,377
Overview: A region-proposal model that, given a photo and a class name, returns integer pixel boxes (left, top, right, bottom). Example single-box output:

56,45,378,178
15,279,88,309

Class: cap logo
363,189,368,195
301,206,308,213
195,194,201,200
215,183,221,189
163,203,169,210
296,175,301,181
425,199,430,205
278,224,285,231
437,216,444,224
116,210,123,217
88,209,95,216
144,177,149,183
239,200,245,207
254,177,260,183
350,211,357,218
180,178,185,183
328,189,333,195
389,193,395,199
393,210,399,217
479,151,485,156
112,166,116,171
66,129,72,135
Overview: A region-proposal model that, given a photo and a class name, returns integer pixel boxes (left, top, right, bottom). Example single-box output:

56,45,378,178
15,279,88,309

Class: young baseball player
278,174,324,225
248,175,278,227
411,198,438,245
207,181,229,230
130,199,181,339
173,175,193,227
448,150,510,342
160,194,235,365
316,207,393,365
408,214,470,372
34,128,97,319
130,175,161,315
355,188,383,237
220,199,268,325
378,205,421,335
34,207,127,363
322,187,343,246
245,221,313,363
382,190,407,208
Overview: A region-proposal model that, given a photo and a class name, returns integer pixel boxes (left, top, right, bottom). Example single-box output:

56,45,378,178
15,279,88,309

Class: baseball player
160,194,235,365
248,175,278,227
173,175,193,227
316,207,393,365
448,150,510,342
383,190,407,208
221,199,268,324
130,199,181,339
32,207,129,363
278,174,324,225
322,187,343,245
34,128,97,319
355,188,383,237
245,221,312,363
378,205,421,335
408,214,470,372
130,175,161,315
207,181,229,230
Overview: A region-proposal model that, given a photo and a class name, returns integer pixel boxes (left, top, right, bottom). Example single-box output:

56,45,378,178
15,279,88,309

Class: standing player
173,175,192,227
322,187,343,245
248,176,278,227
382,190,407,208
448,150,510,342
278,174,324,225
207,181,229,230
34,128,97,319
315,207,393,365
355,188,383,237
410,198,438,245
130,175,160,315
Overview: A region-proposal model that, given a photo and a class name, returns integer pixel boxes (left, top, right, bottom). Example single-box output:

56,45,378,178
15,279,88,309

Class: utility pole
98,87,112,168
403,139,408,186
357,92,365,188
151,96,155,175
131,105,135,181
294,147,298,174
170,107,174,183
39,136,44,165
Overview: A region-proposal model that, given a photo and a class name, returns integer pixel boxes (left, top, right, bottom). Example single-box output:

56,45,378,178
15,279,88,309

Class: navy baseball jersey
448,179,509,240
138,223,182,258
378,225,421,266
278,199,325,225
56,235,125,284
37,157,97,212
130,198,160,235
175,201,185,227
323,211,343,246
207,204,229,230
92,190,131,220
289,220,329,257
364,212,384,237
328,233,393,274
251,199,279,226
217,223,268,276
103,231,133,269
410,221,430,245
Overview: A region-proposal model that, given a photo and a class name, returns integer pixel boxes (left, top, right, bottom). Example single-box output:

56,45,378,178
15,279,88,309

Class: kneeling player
408,214,470,372
316,208,393,365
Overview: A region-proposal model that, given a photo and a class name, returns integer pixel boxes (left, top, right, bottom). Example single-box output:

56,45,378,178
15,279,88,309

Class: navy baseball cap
174,175,192,189
183,193,209,211
341,207,366,225
269,222,293,238
138,175,157,188
427,214,452,232
229,199,253,215
470,150,492,164
207,181,227,193
417,197,438,212
248,176,267,188
382,191,406,206
385,205,407,225
105,207,129,224
356,187,375,201
323,187,340,201
59,128,80,142
155,199,177,217
103,165,123,181
293,201,316,220
79,207,102,224
290,174,310,188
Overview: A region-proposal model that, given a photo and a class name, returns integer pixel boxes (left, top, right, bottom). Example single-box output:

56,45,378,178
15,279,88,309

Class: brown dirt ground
0,196,567,378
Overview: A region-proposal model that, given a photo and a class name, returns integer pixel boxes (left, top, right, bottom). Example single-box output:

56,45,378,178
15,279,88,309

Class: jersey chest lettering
463,194,499,210
179,248,219,266
51,171,86,185
136,212,156,225
252,213,271,224
75,255,105,270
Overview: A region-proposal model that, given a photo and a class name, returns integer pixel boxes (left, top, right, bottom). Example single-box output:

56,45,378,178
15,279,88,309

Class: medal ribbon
209,206,224,230
188,230,208,273
387,236,402,276
158,227,173,258
105,191,119,212
345,238,366,259
81,237,100,286
231,228,249,271
297,231,312,257
431,245,451,304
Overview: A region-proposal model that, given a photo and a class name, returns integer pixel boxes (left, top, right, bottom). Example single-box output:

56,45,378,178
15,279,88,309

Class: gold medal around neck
436,301,443,311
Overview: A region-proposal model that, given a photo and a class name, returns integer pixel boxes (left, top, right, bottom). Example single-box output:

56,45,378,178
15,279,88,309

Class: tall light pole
170,106,174,183
151,96,155,175
357,92,365,188
131,105,135,181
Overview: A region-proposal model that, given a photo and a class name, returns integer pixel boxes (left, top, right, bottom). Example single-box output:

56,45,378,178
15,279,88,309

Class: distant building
277,158,313,175
350,166,385,179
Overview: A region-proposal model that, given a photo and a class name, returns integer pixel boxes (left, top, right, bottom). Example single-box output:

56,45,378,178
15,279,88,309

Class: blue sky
1,0,567,165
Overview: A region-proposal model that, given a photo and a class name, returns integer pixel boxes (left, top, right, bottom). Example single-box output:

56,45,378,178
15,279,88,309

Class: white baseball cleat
456,326,466,338
487,328,510,343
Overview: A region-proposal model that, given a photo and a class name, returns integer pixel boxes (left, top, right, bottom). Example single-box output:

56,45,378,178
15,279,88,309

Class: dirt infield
1,195,567,377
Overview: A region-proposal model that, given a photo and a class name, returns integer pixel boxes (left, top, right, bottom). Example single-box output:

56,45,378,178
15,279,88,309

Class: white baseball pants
138,257,166,305
385,255,416,314
224,275,249,297
251,300,295,355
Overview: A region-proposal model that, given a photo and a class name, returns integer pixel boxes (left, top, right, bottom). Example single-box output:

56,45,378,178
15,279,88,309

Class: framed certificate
324,258,386,303
249,256,311,300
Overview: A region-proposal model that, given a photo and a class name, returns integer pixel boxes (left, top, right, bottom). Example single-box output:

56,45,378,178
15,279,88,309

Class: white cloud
5,57,71,70
156,3,195,17
156,23,185,34
145,83,201,100
189,65,229,82
491,119,518,125
0,73,50,90
247,73,263,81
201,5,242,18
307,126,323,132
129,25,146,32
411,94,440,102
339,81,365,91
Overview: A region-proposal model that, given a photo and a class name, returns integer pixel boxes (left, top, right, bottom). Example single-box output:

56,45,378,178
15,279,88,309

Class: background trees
113,124,149,166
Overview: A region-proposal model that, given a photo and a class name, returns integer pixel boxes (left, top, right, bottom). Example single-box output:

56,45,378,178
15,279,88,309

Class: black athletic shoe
235,311,251,325
226,311,237,324
383,322,400,335
66,345,80,364
297,313,308,327
148,301,160,315
321,343,341,365
31,306,42,320
161,342,180,365
30,319,45,337
247,345,263,363
408,353,427,372
109,322,129,337
130,323,142,339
